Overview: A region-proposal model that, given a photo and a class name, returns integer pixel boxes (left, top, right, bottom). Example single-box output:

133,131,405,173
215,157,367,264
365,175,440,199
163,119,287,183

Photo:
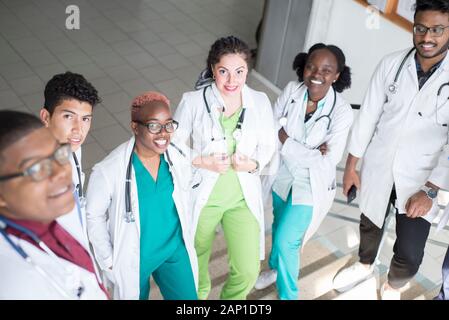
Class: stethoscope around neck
202,85,246,142
389,47,449,95
72,152,85,208
123,142,197,223
0,215,85,299
279,83,337,131
388,48,415,94
388,48,449,126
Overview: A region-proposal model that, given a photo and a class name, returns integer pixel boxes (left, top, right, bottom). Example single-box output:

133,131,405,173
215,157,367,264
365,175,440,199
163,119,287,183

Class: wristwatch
248,160,259,174
421,186,438,199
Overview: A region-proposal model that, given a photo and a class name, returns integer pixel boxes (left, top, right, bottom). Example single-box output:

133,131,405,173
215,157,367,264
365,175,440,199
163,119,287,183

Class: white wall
303,0,412,104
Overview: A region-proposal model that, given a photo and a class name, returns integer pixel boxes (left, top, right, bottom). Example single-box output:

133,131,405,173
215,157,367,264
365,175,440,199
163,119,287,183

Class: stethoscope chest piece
389,83,398,94
124,211,135,223
279,117,287,126
78,196,87,209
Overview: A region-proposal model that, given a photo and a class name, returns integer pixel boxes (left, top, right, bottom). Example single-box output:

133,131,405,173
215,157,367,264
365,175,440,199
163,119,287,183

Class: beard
414,37,449,59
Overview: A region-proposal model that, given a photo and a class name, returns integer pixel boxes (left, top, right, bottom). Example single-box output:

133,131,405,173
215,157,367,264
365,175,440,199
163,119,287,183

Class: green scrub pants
195,201,260,300
140,241,197,300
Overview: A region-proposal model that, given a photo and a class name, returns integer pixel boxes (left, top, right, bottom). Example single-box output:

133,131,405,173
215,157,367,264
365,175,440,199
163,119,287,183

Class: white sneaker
332,262,374,292
380,282,400,300
254,269,277,290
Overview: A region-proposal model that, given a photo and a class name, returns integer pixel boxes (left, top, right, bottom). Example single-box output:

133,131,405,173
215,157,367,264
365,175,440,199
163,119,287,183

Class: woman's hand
278,127,289,145
231,152,257,172
193,153,230,174
318,142,328,155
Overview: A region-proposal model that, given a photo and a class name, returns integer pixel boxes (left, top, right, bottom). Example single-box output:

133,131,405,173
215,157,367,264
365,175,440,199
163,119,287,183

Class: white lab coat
0,207,108,300
270,81,353,245
174,83,276,259
85,136,199,300
57,148,86,236
348,48,449,228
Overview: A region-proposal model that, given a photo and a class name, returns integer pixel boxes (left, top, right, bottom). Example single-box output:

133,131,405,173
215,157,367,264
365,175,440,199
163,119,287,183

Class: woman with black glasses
85,91,199,300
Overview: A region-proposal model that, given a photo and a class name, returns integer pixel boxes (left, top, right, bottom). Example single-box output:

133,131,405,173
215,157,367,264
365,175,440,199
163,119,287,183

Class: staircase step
299,253,357,300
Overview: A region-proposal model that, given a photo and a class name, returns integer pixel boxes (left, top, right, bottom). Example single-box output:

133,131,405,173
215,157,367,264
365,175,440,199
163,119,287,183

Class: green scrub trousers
195,109,260,300
133,153,197,300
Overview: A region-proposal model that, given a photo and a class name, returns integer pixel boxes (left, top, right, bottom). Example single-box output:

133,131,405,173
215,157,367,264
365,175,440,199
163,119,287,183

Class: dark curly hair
414,0,449,18
205,36,251,78
292,43,352,93
0,110,43,166
44,71,101,115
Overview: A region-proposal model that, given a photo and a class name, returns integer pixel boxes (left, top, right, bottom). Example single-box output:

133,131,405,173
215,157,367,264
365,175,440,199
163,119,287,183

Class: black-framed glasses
135,120,179,134
413,24,449,37
0,143,72,182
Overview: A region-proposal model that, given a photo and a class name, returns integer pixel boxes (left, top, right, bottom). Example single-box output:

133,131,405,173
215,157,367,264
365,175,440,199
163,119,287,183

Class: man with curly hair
39,71,101,233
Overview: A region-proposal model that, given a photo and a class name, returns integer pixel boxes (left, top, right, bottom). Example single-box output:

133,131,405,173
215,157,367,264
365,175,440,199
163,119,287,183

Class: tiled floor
1,0,447,300
0,0,267,172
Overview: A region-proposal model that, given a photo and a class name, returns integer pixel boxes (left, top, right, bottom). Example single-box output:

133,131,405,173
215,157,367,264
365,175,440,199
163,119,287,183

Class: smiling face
40,99,93,152
413,10,449,61
0,128,74,223
303,48,340,99
131,100,174,156
212,53,248,99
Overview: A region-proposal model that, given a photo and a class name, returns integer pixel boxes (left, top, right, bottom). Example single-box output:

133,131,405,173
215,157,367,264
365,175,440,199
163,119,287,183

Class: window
356,0,415,32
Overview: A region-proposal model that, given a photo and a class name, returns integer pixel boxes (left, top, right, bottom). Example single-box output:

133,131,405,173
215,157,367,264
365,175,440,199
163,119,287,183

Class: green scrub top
133,153,182,265
206,108,246,208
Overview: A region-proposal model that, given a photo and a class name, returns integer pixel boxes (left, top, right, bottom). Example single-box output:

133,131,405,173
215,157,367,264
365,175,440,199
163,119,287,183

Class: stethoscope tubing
203,85,246,142
280,84,337,131
389,48,449,125
72,152,83,200
0,216,78,299
124,142,192,223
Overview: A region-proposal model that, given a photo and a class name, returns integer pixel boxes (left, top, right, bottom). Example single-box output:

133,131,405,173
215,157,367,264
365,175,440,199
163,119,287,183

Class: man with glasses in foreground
0,111,108,299
85,91,199,300
332,0,449,299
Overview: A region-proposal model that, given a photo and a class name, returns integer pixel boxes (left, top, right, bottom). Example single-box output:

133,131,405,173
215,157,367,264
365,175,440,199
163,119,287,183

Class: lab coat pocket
382,90,401,114
417,152,439,171
436,98,449,127
190,170,203,190
417,94,449,127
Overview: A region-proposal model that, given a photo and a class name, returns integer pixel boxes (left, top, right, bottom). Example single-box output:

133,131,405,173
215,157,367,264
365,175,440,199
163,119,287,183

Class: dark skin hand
405,191,432,218
278,127,328,155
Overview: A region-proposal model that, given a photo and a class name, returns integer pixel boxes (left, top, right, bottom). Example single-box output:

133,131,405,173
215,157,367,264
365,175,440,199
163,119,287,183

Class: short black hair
292,43,352,93
43,71,101,115
0,110,43,166
205,36,251,78
414,0,449,19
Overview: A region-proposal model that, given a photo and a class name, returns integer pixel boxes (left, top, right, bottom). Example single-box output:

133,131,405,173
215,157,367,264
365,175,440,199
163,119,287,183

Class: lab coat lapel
122,136,140,237
405,51,419,91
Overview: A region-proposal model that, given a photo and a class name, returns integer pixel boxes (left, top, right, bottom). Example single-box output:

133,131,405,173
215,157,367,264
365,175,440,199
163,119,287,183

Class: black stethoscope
0,215,85,299
203,85,246,142
279,83,337,131
72,152,85,208
388,48,449,126
123,142,199,223
388,48,415,94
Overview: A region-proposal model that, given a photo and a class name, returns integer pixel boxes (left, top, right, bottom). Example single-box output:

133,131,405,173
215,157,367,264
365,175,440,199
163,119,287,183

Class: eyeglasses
0,144,72,182
135,120,179,134
413,24,449,37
